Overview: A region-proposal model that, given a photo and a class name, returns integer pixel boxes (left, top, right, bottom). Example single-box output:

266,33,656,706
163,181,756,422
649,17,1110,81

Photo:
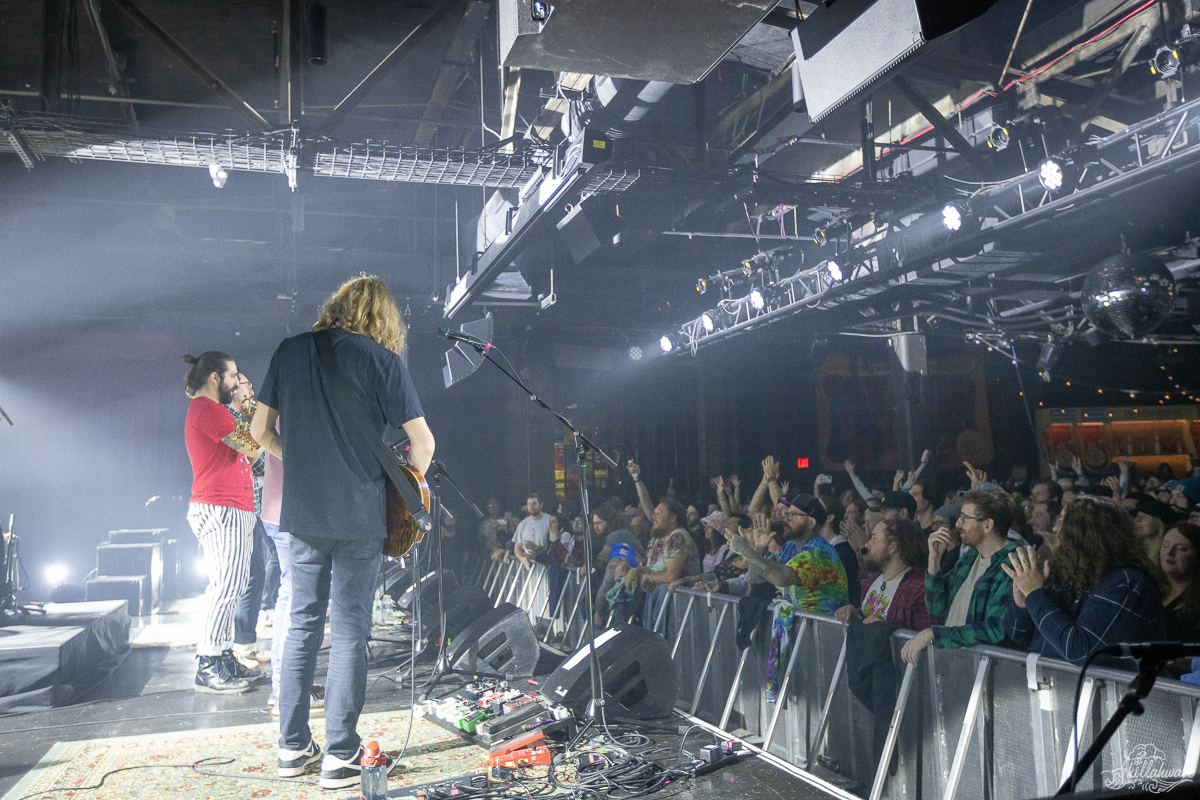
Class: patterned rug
2,709,486,800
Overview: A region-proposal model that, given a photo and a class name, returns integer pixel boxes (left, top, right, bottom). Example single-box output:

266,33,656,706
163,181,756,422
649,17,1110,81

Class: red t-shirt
185,396,255,512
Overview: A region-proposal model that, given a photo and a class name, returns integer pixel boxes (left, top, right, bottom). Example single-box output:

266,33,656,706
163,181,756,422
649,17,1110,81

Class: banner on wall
555,425,608,501
815,353,994,471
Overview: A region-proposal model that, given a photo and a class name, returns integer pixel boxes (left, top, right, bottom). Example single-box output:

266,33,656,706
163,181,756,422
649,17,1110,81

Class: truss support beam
83,0,137,126
414,0,489,146
893,76,988,176
315,0,465,137
107,0,272,131
1079,24,1153,133
40,0,68,114
278,0,299,126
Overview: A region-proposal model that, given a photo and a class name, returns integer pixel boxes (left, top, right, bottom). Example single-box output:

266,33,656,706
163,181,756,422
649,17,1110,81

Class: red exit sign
797,458,810,469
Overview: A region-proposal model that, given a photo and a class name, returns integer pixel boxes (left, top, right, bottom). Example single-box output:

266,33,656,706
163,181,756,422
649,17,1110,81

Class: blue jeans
278,534,383,761
233,518,266,645
263,521,291,693
642,584,670,632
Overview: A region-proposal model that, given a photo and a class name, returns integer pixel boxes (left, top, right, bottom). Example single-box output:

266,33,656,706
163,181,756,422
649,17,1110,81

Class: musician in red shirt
182,351,266,694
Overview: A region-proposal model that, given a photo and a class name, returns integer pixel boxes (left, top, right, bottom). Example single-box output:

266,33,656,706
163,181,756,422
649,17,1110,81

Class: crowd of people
476,454,1200,714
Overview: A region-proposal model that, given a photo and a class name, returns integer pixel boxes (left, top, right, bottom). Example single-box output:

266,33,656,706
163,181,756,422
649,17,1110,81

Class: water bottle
360,741,388,800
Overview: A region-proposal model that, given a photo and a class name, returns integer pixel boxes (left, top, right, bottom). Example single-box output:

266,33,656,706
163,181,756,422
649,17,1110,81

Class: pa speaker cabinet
791,0,998,121
107,528,167,544
96,543,161,612
447,602,539,678
85,575,145,616
541,625,678,719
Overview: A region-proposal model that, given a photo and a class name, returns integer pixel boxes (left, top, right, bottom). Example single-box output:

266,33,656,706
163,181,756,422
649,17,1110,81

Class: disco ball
1082,253,1175,339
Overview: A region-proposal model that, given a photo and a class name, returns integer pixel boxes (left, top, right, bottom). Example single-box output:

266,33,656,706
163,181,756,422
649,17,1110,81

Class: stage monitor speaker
433,585,494,641
447,602,539,678
540,625,678,719
379,562,413,601
397,570,458,613
791,0,999,121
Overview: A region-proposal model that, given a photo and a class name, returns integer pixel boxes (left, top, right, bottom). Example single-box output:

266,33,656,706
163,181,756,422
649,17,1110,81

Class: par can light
749,288,766,310
700,312,716,333
659,334,675,353
1037,158,1067,193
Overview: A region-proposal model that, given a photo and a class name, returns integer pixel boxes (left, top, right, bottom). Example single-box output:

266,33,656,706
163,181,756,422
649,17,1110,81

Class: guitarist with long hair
251,275,435,791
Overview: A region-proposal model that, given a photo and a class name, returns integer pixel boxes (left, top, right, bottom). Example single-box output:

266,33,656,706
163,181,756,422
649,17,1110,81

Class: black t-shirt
259,328,424,539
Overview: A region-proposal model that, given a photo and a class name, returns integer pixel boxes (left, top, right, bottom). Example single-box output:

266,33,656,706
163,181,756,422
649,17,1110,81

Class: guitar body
386,464,432,558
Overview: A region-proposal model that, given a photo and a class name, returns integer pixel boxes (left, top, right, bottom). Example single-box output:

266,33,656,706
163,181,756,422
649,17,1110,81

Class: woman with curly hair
1002,496,1163,665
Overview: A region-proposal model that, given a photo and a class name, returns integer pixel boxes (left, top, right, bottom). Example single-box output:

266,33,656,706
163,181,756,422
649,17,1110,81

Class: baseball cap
789,493,828,527
881,491,917,517
608,542,640,568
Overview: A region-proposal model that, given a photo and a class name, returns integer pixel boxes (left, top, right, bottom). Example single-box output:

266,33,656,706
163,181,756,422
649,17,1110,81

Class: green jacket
925,540,1019,649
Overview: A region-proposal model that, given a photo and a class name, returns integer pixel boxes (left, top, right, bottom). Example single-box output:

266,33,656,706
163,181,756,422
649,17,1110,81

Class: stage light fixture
1037,158,1067,193
1037,341,1061,383
813,228,828,246
749,288,766,310
45,564,67,585
824,259,843,282
942,203,963,231
700,312,716,333
531,0,550,21
208,164,228,189
695,278,708,294
987,126,1010,151
1151,46,1180,77
628,346,642,361
659,334,675,353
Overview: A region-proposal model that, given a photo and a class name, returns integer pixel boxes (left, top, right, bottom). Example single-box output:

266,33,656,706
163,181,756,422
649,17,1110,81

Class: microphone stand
419,458,509,701
1056,660,1163,795
451,334,618,732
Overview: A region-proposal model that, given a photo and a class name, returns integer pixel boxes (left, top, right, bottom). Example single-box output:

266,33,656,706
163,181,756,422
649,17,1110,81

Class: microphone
1097,642,1200,662
437,326,481,344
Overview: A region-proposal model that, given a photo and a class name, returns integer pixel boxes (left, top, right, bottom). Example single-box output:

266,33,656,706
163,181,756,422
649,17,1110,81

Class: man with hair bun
251,275,435,791
181,351,265,695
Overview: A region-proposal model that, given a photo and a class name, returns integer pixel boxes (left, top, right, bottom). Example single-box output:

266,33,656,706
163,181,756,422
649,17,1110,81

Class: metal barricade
659,588,1200,799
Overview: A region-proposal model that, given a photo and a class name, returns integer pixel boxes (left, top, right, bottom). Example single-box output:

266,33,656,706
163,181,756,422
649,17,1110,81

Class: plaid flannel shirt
925,540,1019,649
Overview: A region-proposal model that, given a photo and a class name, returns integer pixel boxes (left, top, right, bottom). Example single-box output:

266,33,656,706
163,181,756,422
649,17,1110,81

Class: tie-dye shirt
766,535,848,702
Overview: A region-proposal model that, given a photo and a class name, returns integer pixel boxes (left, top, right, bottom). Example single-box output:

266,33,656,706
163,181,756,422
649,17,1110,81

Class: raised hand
729,474,740,488
1070,455,1084,476
964,461,987,489
778,480,790,497
893,470,904,491
715,475,726,495
627,460,641,482
1102,475,1122,498
843,459,857,475
762,455,779,481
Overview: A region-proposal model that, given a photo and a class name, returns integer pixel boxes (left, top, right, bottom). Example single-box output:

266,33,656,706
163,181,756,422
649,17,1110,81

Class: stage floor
0,597,845,800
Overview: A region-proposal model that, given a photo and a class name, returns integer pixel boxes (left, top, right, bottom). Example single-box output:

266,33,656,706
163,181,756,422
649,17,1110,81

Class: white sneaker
278,740,322,777
319,747,363,789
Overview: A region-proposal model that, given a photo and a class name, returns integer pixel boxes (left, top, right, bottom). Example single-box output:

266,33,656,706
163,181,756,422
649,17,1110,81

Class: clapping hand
751,513,771,549
1001,546,1049,607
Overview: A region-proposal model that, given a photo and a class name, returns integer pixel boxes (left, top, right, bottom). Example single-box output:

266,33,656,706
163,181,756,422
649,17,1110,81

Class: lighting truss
662,93,1200,354
0,107,644,193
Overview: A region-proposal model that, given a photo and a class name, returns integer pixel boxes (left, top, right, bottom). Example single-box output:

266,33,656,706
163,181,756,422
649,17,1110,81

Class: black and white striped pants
187,503,256,657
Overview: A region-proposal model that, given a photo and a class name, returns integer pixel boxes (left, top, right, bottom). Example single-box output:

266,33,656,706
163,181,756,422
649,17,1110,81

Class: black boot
195,655,251,694
222,649,265,682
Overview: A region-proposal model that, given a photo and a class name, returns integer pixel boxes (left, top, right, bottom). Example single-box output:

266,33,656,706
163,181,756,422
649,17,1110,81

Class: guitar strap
312,330,433,535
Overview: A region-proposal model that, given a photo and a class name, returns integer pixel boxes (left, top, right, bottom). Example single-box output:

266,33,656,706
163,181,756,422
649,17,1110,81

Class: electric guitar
385,463,431,558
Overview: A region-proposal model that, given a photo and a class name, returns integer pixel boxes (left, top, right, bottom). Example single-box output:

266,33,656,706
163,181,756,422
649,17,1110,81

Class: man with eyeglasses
900,488,1018,665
